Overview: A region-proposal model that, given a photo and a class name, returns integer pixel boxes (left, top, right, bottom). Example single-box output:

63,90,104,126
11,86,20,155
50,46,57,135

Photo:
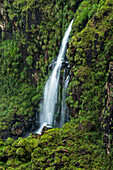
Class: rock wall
102,62,113,154
0,0,113,152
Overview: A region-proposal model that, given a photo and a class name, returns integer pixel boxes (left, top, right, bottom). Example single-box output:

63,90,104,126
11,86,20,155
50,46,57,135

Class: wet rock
41,125,51,135
49,57,57,70
0,112,39,140
62,60,70,69
35,123,51,135
101,62,113,154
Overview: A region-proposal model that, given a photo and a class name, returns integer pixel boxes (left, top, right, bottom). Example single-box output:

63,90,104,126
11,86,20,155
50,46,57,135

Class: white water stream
60,72,70,127
36,19,74,133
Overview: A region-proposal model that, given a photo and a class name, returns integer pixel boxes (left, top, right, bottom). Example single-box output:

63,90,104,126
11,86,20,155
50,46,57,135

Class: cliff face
0,0,113,151
102,62,113,154
0,0,113,169
66,0,113,153
0,0,82,138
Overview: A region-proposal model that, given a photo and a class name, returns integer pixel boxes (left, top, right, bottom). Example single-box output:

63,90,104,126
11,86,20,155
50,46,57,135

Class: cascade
60,70,70,127
36,19,74,133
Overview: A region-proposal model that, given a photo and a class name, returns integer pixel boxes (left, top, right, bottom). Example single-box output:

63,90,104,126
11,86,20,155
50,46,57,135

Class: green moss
0,152,5,158
0,119,111,169
0,167,5,170
26,55,33,66
16,148,26,156
6,159,22,167
0,140,4,146
5,138,14,145
67,0,113,126
0,0,113,168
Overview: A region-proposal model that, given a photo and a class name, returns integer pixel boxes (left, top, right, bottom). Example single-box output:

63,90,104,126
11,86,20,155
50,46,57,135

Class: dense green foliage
0,39,38,137
0,0,113,168
0,0,83,136
67,0,113,125
0,120,112,169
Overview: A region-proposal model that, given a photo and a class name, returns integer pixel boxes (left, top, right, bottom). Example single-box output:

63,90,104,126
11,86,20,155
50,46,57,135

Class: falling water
60,70,70,127
38,19,74,132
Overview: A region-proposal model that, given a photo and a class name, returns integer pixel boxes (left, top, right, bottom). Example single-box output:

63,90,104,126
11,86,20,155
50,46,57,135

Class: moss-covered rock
0,0,113,169
0,119,112,169
16,148,26,156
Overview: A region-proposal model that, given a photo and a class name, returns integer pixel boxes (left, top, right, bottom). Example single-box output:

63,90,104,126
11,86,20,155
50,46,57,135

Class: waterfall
60,70,70,127
37,19,74,133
